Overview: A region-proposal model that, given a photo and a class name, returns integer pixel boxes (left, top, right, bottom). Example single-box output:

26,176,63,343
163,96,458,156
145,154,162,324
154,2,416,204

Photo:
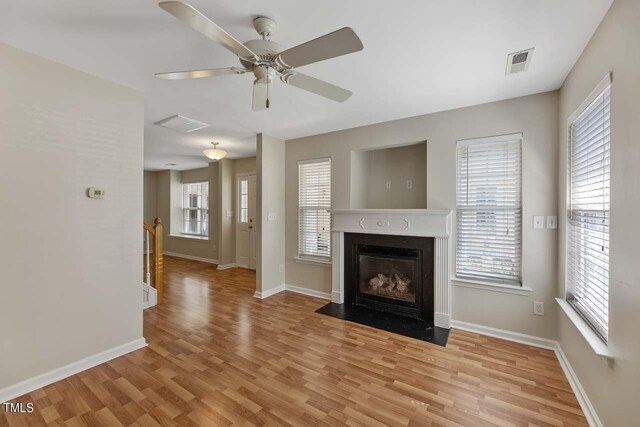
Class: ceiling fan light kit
203,142,227,161
156,1,363,111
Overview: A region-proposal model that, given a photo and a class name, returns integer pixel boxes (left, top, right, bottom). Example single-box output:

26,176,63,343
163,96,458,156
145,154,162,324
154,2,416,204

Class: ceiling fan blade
281,72,352,102
275,27,363,69
155,67,246,80
252,81,271,111
158,1,258,61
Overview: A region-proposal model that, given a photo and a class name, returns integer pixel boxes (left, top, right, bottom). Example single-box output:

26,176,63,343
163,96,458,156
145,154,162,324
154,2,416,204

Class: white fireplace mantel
331,209,453,329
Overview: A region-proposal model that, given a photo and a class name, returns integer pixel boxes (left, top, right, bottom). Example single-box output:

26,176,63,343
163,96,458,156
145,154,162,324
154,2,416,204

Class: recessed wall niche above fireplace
344,233,434,322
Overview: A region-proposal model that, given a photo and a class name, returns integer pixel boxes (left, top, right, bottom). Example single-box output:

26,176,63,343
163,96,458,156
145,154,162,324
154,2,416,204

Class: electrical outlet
406,179,413,189
278,264,284,273
385,181,392,190
533,216,545,229
533,301,545,316
547,215,557,229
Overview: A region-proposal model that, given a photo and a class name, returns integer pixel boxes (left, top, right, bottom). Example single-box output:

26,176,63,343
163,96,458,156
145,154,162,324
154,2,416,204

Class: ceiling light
203,142,227,161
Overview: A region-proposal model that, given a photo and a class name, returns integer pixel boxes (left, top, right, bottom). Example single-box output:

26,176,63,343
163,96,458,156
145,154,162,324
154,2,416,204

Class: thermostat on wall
87,187,105,199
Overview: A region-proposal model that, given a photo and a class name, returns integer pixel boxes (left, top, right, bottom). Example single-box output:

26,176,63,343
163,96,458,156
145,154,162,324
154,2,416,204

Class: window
298,158,331,260
566,78,611,342
182,182,209,237
239,179,249,223
456,134,522,285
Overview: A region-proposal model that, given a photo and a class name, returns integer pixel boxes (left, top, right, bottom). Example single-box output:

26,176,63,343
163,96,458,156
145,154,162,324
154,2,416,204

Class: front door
236,174,257,269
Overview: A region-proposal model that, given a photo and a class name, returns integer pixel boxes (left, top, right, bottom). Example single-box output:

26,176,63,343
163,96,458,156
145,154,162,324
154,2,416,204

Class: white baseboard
163,251,218,265
253,285,285,299
284,284,331,300
451,319,600,427
554,342,602,427
0,338,147,403
451,320,557,350
253,284,331,301
217,263,237,270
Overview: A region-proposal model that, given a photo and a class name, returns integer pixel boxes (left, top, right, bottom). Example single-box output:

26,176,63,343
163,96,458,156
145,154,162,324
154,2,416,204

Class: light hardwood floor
2,256,587,426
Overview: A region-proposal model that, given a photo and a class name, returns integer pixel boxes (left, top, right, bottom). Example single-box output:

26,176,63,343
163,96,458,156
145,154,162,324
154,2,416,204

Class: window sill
556,298,613,363
169,234,209,242
452,277,532,296
294,256,332,267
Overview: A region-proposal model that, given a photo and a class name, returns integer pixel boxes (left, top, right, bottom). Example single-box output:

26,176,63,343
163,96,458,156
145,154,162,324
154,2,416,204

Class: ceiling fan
155,1,364,111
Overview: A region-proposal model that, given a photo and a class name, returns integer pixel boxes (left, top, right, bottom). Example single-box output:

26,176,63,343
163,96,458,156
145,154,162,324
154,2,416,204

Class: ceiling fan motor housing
240,38,286,83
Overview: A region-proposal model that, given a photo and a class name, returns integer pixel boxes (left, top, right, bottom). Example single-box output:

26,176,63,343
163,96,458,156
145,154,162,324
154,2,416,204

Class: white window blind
183,182,209,237
298,159,331,260
567,83,611,342
456,136,522,284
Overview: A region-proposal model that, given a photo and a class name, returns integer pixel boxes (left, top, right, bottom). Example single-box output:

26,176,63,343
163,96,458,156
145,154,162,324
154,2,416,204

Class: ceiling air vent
154,115,210,133
506,48,534,75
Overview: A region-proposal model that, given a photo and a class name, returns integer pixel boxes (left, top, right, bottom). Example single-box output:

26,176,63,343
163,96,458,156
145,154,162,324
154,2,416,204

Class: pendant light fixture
203,142,227,161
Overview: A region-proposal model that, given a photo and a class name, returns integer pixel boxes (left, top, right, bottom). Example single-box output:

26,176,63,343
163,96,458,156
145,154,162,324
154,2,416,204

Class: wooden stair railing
143,218,164,304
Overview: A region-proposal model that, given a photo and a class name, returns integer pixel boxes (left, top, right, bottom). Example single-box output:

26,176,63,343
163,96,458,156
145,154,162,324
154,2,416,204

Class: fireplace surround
331,209,452,329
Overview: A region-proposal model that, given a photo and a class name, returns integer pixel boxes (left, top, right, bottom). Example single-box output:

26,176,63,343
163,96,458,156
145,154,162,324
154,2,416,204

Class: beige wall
235,157,257,175
143,171,157,224
181,167,209,183
0,43,144,390
257,134,285,294
557,0,640,425
285,91,559,338
358,143,427,209
349,150,369,209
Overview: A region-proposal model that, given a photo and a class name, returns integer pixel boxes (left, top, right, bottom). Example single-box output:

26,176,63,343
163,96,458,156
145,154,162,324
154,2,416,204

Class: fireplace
344,233,434,322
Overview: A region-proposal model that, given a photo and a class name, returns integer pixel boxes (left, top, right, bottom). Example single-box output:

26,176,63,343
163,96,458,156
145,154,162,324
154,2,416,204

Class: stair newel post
153,217,164,304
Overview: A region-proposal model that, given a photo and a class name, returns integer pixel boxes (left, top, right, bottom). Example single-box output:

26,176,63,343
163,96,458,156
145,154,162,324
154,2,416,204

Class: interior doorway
236,173,257,269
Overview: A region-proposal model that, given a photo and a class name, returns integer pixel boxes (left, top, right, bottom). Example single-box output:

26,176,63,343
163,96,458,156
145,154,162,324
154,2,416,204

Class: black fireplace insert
344,233,434,322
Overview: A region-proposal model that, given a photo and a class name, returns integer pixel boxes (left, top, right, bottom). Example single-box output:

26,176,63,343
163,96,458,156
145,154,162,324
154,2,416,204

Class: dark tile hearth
316,302,450,347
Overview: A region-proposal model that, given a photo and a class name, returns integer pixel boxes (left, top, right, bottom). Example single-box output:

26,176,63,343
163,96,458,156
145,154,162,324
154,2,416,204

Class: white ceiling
0,0,612,171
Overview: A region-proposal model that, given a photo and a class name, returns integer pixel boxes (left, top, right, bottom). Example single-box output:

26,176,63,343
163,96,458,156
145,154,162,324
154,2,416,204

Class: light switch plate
268,212,277,221
533,216,545,229
385,181,392,190
547,215,558,229
406,179,413,189
226,211,233,217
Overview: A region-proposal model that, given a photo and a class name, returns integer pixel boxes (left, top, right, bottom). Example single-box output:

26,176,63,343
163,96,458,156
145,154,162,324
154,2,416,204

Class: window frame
297,158,332,262
565,73,611,343
182,181,209,238
238,176,250,224
455,133,523,287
